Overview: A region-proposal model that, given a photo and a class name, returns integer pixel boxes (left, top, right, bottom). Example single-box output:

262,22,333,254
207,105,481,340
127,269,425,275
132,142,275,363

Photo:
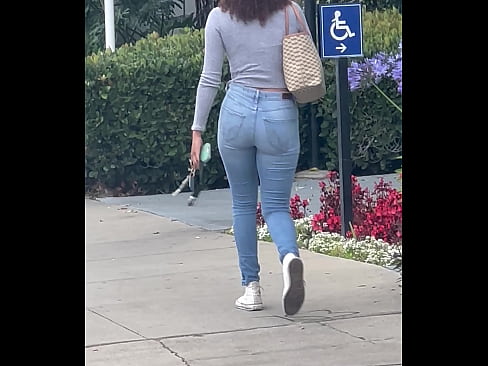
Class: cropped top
191,2,310,131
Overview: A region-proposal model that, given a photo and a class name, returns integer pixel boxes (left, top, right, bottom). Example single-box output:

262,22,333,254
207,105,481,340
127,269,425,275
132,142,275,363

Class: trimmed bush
85,30,229,195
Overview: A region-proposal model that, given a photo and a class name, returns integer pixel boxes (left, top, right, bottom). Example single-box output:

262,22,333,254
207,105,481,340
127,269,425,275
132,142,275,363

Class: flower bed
228,172,402,271
254,217,401,269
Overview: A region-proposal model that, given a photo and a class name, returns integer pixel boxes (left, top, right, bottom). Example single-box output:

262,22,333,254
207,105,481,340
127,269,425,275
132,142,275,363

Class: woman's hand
190,130,203,171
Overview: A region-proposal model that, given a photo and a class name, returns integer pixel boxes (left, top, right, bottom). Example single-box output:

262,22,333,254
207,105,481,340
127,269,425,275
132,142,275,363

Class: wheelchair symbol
330,10,355,41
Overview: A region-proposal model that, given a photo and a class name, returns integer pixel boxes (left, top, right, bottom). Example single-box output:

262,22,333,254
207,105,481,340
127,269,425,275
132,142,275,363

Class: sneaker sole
235,303,264,311
283,258,305,316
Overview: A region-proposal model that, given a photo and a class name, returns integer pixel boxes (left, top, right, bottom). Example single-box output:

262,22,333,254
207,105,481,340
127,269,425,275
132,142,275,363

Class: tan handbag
283,2,326,104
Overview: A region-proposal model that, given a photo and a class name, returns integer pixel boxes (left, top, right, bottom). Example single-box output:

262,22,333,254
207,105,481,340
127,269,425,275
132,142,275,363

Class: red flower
256,172,402,245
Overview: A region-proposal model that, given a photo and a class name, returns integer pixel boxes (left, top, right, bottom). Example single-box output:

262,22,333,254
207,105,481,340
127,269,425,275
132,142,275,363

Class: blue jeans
217,83,301,286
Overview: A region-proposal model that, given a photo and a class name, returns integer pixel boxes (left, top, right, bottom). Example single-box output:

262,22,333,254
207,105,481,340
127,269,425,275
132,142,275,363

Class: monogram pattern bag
283,2,326,104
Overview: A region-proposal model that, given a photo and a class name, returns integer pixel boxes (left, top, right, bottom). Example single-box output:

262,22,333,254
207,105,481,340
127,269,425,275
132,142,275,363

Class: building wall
174,0,196,16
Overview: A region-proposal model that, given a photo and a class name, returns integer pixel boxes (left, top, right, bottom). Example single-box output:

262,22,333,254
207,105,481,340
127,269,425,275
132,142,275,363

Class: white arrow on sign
336,43,347,53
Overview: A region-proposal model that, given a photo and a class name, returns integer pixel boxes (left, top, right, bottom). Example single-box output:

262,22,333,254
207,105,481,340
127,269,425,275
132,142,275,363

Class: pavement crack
323,323,374,344
87,309,146,340
156,323,295,341
86,246,235,263
86,339,146,348
86,266,237,284
150,311,401,341
158,340,191,366
275,310,401,324
326,310,402,322
314,311,401,345
87,310,192,365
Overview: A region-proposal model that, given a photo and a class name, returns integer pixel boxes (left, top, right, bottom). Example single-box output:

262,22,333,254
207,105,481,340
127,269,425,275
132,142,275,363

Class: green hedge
85,31,228,195
85,7,401,195
297,1,401,12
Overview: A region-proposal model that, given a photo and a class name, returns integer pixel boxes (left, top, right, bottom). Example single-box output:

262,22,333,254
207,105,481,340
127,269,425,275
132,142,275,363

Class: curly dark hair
219,0,290,25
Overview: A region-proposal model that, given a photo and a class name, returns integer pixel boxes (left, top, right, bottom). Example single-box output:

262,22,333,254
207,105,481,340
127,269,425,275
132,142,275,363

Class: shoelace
247,284,264,295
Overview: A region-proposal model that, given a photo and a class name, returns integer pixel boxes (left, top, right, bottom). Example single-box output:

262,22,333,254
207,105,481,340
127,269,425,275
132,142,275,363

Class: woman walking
190,0,309,316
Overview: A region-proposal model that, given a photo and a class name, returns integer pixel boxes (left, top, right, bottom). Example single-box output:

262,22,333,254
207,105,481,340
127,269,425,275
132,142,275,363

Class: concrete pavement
85,176,402,365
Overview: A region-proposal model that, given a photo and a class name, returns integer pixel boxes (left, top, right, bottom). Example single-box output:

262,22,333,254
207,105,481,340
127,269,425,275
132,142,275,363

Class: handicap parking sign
319,3,363,58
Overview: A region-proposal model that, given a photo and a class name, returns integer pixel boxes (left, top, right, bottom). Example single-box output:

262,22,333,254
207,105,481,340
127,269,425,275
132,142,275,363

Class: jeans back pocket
218,104,246,144
263,117,299,154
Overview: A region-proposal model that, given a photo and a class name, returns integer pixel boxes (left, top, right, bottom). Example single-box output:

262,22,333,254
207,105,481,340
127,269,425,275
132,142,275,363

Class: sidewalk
85,176,402,365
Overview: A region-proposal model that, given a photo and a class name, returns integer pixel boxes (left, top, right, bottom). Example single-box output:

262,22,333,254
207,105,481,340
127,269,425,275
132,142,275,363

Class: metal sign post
318,2,363,236
335,57,353,236
304,0,319,168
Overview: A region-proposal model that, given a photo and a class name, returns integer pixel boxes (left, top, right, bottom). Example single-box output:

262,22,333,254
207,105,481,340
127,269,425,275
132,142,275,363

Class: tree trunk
194,0,218,28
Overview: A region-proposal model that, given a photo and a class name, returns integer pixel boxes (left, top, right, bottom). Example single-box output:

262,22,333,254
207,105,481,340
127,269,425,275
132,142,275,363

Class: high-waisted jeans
217,83,301,286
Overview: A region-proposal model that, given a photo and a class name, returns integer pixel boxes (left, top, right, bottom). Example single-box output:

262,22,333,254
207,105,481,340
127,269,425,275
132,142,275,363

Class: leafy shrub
256,171,402,245
310,171,402,244
85,30,229,195
361,7,402,57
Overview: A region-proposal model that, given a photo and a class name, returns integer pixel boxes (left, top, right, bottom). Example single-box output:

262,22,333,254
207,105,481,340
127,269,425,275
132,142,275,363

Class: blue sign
318,3,363,58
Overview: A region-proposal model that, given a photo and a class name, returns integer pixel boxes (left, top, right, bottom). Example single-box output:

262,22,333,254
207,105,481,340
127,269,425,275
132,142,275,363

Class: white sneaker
282,253,305,315
235,281,264,311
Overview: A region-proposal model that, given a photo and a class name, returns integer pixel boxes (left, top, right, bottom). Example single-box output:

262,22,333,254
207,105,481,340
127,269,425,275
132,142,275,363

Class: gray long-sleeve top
191,1,309,132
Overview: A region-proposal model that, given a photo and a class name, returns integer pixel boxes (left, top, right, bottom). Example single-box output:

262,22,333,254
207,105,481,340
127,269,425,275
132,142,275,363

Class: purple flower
391,59,402,94
348,61,365,91
367,57,390,83
348,40,402,95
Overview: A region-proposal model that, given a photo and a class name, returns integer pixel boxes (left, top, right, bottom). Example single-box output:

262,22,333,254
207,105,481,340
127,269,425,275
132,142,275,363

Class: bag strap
285,1,307,35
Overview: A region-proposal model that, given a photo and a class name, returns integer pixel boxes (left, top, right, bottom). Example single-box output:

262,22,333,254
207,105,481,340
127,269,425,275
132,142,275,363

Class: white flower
227,215,401,271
